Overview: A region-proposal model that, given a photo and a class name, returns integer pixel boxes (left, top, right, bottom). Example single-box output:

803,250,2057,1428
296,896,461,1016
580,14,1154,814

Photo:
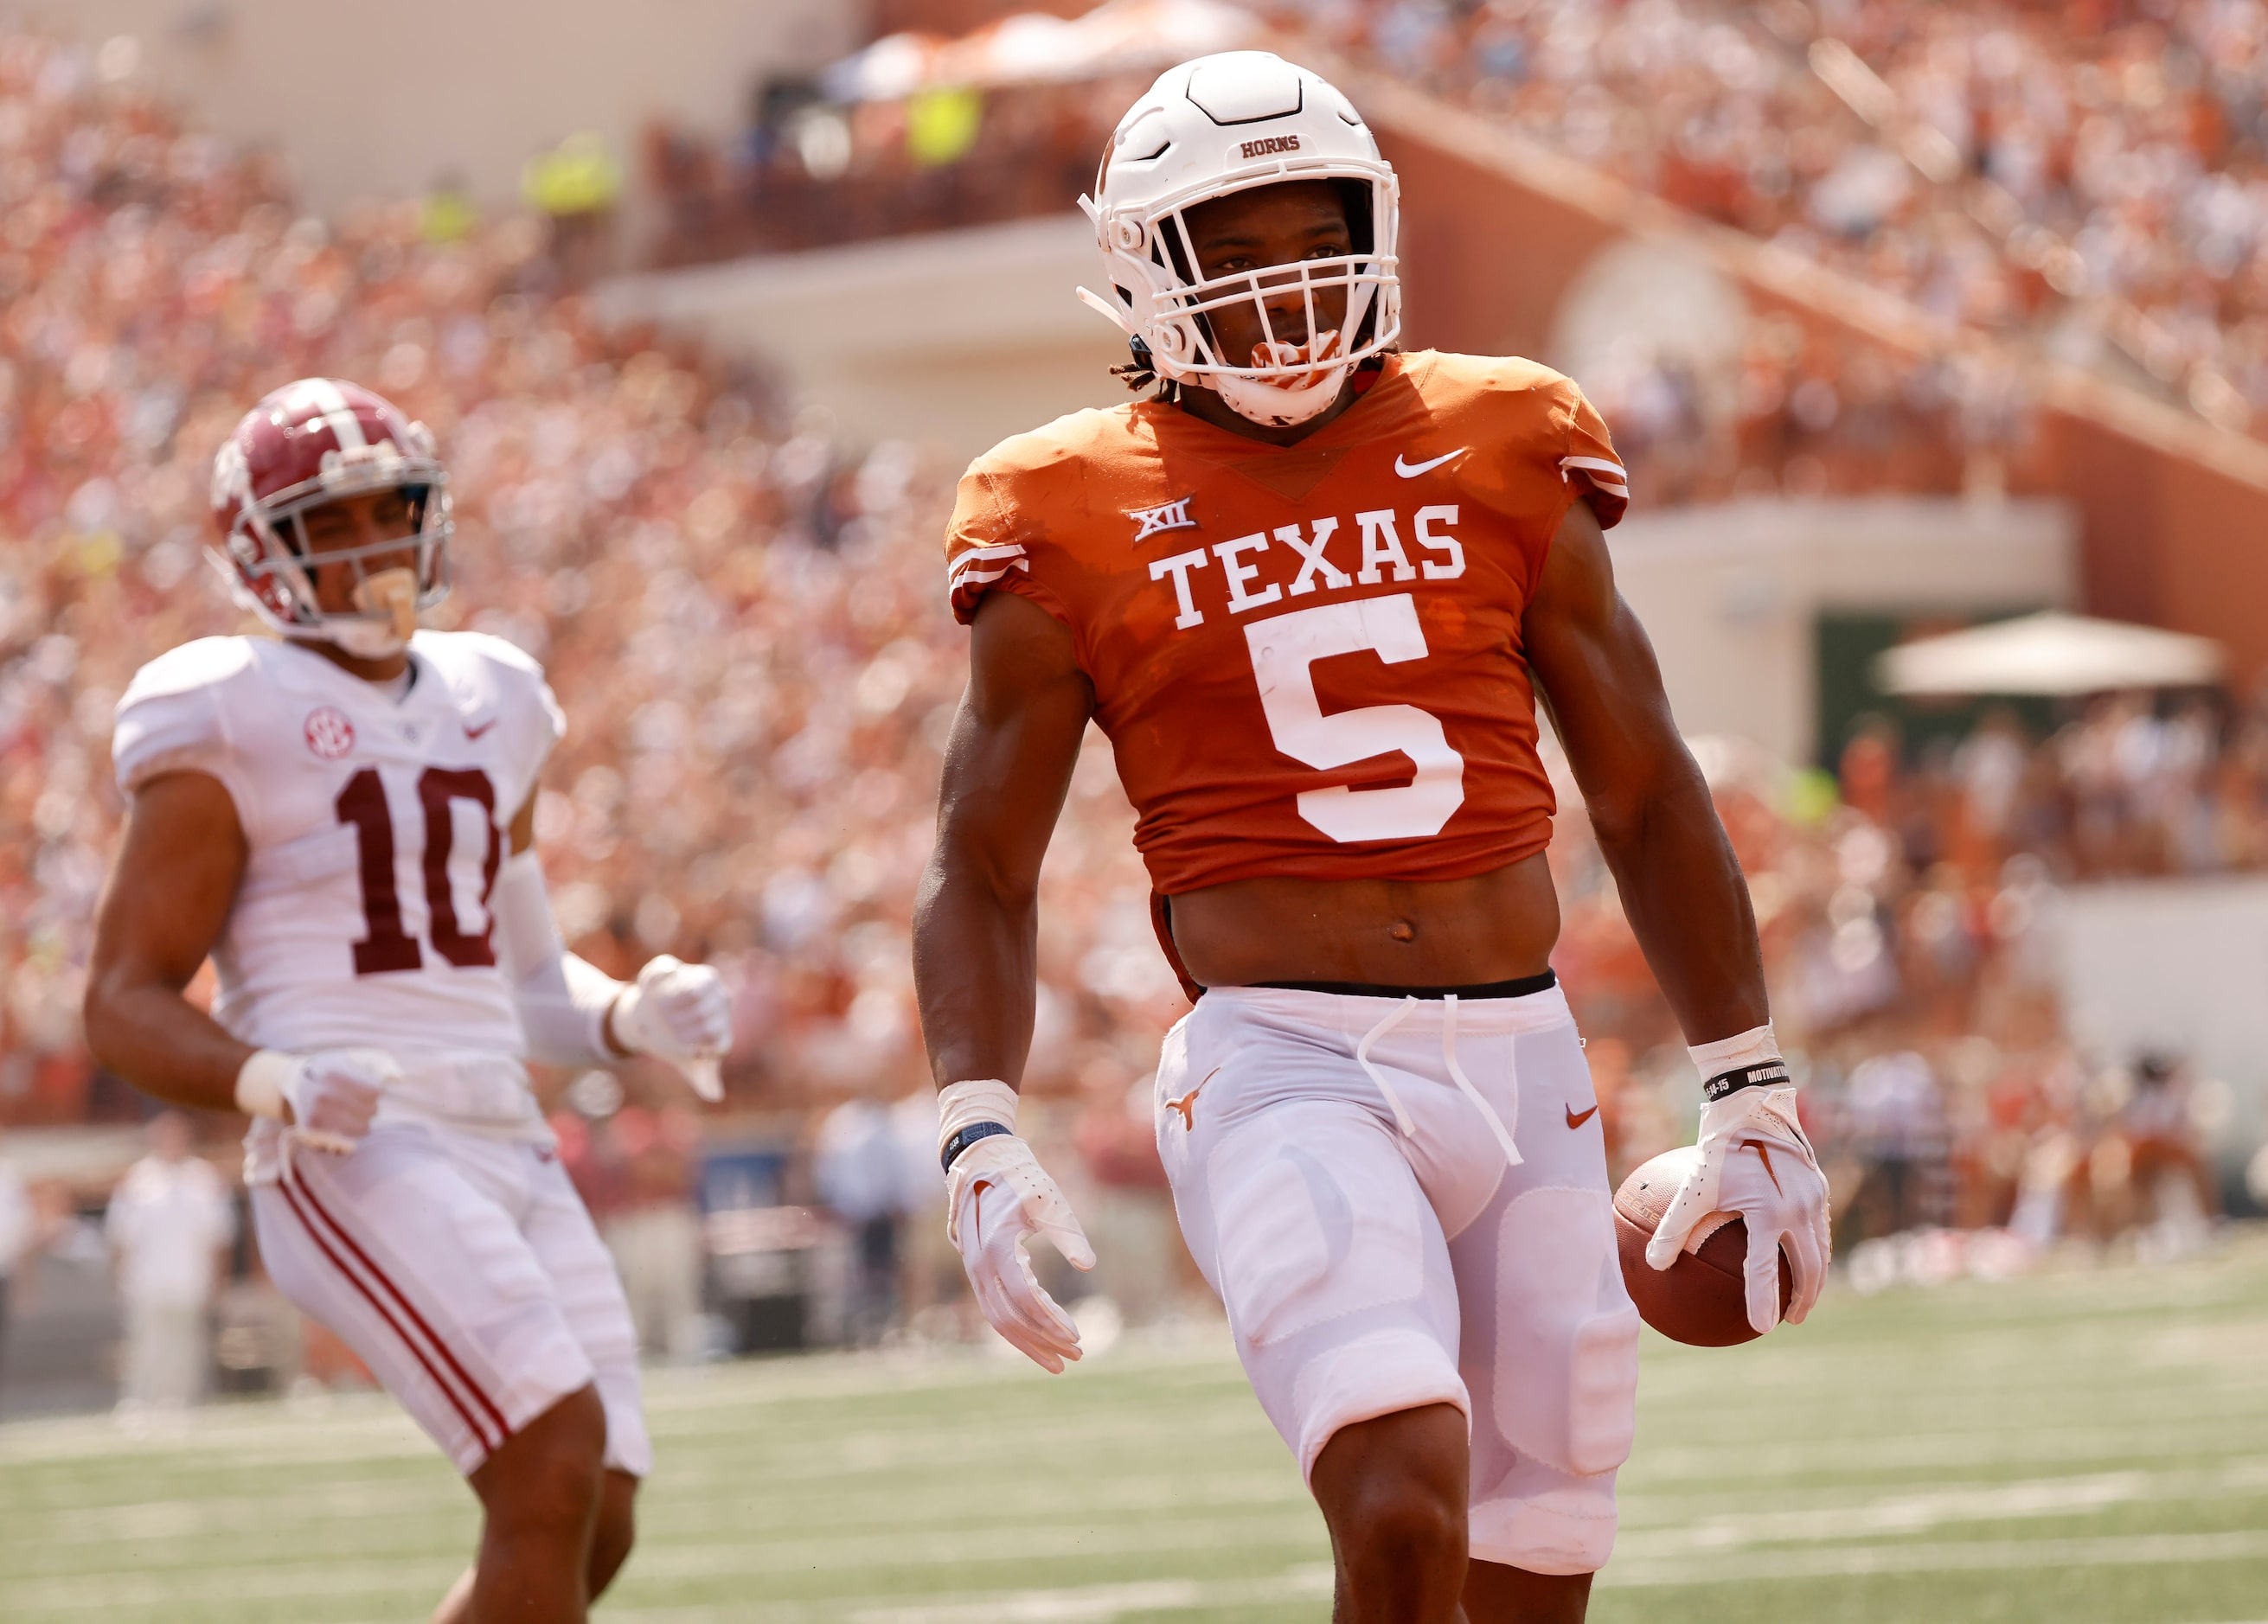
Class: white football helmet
1078,52,1401,427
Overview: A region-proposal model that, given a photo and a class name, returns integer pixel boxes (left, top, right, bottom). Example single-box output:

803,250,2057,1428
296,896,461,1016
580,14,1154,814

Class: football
1612,1146,1793,1347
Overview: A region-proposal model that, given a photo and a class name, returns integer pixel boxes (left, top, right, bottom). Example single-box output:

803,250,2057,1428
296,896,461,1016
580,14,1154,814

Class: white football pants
253,1122,650,1478
1155,983,1638,1576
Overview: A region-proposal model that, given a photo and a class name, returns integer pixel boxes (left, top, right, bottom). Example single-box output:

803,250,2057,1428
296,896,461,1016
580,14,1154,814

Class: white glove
610,955,730,1102
939,1080,1095,1374
1647,1081,1830,1338
236,1047,400,1155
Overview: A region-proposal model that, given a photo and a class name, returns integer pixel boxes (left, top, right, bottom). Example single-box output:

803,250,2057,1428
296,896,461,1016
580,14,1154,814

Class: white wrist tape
938,1078,1019,1168
1688,1021,1788,1103
491,850,623,1065
234,1049,297,1121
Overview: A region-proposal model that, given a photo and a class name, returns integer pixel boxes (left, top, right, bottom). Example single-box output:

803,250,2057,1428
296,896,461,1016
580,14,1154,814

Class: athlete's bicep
90,770,248,994
1522,499,1692,816
935,589,1094,897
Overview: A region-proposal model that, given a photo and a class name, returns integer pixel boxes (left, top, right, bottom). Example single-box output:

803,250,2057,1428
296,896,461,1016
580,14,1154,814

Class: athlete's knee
1463,1559,1593,1624
473,1385,606,1534
587,1471,638,1597
1342,1469,1466,1576
1315,1405,1470,1579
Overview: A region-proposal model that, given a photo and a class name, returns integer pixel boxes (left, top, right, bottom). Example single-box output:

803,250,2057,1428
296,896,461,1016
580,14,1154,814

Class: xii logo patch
1128,496,1197,542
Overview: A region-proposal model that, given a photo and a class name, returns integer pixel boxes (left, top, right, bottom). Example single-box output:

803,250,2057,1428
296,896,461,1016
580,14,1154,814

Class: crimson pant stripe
276,1175,493,1452
281,1168,509,1450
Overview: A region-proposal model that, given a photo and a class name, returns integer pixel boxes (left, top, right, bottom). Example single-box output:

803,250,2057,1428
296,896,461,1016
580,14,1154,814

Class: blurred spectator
0,1128,30,1398
813,1091,926,1344
1073,1075,1182,1324
522,131,622,285
644,75,1131,265
105,1113,234,1419
421,169,478,246
2118,1052,2219,1249
1836,1043,1952,1240
594,1104,707,1360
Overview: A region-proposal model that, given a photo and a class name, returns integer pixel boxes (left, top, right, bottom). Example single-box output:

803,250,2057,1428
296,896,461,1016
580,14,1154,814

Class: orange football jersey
944,349,1627,897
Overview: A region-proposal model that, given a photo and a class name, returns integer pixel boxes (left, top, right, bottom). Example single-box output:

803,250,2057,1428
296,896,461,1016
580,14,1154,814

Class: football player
913,54,1829,1623
83,379,733,1624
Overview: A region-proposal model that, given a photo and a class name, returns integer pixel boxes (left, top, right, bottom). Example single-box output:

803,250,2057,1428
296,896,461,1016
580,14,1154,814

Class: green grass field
5,1234,2268,1624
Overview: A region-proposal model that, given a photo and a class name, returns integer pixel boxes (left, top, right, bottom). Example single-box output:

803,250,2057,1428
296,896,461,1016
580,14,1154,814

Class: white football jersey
112,631,565,1170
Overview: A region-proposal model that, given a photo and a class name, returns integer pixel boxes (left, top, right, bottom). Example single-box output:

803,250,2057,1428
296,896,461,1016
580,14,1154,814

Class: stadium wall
1611,498,2074,766
594,214,1128,459
16,0,859,215
2059,877,2268,1168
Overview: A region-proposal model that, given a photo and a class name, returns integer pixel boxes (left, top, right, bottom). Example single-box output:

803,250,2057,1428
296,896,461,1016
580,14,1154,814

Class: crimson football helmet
209,378,452,658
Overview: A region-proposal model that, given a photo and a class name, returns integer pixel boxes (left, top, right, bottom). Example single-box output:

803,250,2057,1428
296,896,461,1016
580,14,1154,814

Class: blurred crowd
645,78,1121,264
640,4,2059,502
0,27,1176,1144
1266,0,2268,438
2,19,2265,1408
0,24,1181,1399
1554,687,2268,1262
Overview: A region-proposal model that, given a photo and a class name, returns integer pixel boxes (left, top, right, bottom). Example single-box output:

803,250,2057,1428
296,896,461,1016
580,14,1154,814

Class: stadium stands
3,16,2263,1253
0,28,1164,1135
1260,0,2268,437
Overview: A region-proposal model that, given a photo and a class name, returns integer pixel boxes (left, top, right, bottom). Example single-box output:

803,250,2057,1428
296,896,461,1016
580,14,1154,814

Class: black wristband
1702,1060,1791,1103
941,1121,1013,1173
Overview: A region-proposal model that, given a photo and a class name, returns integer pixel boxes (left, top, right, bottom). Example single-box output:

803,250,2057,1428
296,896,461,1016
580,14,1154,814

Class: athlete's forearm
916,593,1092,1090
912,845,1040,1091
81,975,254,1115
1586,762,1769,1045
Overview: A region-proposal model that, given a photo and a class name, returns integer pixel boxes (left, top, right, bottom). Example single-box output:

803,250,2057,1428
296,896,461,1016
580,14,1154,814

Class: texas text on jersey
110,628,563,1175
943,349,1628,894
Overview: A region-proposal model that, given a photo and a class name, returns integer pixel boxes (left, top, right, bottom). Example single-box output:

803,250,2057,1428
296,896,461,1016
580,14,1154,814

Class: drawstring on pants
1443,994,1522,1168
1354,999,1419,1136
1353,994,1524,1169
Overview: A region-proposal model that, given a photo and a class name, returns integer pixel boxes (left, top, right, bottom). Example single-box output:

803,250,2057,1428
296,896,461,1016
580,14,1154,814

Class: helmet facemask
1092,165,1399,428
220,448,452,659
1080,46,1403,431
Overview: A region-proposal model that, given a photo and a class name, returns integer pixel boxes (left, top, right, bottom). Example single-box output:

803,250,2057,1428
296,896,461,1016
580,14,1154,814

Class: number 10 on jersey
335,767,503,974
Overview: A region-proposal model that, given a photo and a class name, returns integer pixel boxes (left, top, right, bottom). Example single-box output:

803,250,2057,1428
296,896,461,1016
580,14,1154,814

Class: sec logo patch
304,707,356,759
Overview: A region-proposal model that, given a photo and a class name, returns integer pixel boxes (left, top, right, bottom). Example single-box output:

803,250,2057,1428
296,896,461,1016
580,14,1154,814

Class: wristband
1701,1060,1792,1103
936,1078,1019,1163
1689,1022,1785,1103
234,1049,297,1122
941,1120,1014,1172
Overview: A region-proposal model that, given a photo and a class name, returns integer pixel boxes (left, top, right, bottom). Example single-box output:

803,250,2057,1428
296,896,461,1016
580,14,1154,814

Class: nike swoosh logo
1565,1103,1599,1130
1737,1137,1784,1195
463,719,497,739
1394,448,1466,478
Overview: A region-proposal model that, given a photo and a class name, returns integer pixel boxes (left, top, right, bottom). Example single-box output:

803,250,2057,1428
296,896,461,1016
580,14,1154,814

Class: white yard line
1618,1458,2268,1553
0,1514,1329,1613
579,1564,1338,1624
1599,1529,2268,1587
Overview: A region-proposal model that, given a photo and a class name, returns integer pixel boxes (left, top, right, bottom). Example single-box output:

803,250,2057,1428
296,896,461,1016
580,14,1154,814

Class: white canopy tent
1873,611,2225,697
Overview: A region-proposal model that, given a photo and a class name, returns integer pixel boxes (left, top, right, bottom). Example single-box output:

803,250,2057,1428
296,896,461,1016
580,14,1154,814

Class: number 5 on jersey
1243,593,1466,843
